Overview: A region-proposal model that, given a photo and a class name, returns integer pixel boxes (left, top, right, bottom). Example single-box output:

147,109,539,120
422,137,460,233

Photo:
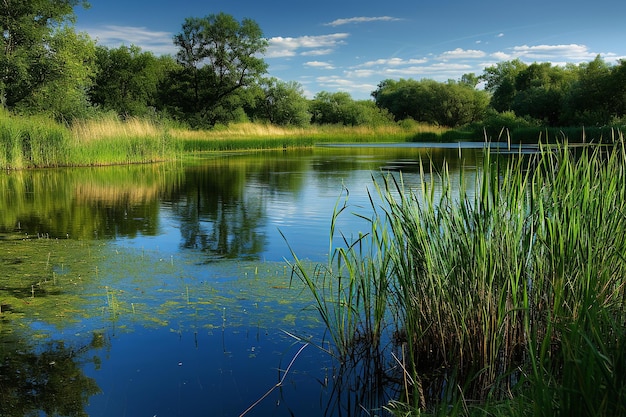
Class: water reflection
0,145,489,416
0,330,105,417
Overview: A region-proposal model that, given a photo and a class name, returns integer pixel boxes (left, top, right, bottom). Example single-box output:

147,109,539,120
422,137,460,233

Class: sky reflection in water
0,145,486,416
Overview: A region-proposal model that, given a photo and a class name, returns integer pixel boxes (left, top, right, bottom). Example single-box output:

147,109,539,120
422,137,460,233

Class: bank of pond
1,116,625,416
1,109,623,170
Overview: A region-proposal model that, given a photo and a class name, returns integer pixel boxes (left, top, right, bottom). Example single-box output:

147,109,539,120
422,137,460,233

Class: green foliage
0,110,180,169
310,91,394,126
90,45,177,118
372,78,489,127
252,78,311,127
167,12,268,127
290,139,626,416
0,0,93,120
481,56,626,126
480,59,528,112
0,108,72,168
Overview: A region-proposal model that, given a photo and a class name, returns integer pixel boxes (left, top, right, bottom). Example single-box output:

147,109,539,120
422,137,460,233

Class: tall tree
0,0,92,116
563,56,614,125
480,59,527,112
252,78,311,126
90,45,177,117
372,78,488,127
169,12,268,126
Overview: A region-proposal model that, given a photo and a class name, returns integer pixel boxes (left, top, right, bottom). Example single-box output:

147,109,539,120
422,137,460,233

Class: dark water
0,145,489,417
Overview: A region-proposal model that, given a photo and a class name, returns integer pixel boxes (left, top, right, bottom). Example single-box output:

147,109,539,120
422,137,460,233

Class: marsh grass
69,115,180,165
0,109,71,168
2,110,453,167
175,122,439,153
0,111,180,168
288,136,626,415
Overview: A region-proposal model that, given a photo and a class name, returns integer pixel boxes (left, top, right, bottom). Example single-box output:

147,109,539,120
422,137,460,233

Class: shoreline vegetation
1,109,624,170
289,137,626,416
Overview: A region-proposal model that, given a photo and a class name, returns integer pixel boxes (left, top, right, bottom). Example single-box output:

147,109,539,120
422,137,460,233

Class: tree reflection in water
0,330,105,417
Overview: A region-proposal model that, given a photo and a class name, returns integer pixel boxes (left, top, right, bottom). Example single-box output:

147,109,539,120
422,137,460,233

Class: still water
0,145,489,416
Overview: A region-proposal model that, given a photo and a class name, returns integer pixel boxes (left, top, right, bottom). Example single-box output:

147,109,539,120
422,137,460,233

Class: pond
0,144,498,417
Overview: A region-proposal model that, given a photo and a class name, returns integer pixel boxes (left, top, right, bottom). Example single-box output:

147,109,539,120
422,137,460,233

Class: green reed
0,109,71,168
0,111,180,169
289,137,626,415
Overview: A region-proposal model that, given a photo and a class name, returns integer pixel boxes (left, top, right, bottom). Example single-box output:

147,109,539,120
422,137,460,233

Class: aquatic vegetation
289,137,626,415
0,232,317,339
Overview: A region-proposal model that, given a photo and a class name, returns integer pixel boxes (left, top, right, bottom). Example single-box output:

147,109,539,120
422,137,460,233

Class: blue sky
74,0,626,100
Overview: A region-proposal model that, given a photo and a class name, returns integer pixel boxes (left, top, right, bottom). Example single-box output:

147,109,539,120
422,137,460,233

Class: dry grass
71,116,163,143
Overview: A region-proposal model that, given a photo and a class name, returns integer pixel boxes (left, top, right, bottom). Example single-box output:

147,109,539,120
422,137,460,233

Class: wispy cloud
80,25,176,56
492,43,615,62
438,48,486,60
511,44,597,60
304,61,336,70
325,16,403,27
315,75,377,96
359,57,428,67
266,33,349,58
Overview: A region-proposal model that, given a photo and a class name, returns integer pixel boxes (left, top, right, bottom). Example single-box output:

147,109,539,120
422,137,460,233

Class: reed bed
174,122,433,153
69,116,180,165
0,109,71,168
0,111,180,168
288,136,626,416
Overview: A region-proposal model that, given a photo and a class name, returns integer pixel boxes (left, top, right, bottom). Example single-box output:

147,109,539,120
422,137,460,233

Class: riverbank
0,110,448,169
1,109,623,169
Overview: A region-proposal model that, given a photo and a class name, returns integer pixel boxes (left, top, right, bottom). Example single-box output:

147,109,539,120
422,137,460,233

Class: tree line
2,1,626,130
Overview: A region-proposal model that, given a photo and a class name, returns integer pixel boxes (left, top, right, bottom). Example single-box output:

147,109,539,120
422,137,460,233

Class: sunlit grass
0,111,181,168
71,115,163,142
173,121,449,152
2,109,456,168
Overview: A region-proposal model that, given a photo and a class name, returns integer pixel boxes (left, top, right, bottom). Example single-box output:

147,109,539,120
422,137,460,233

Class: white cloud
266,33,349,58
316,75,377,96
490,43,621,63
301,49,335,57
510,44,595,60
383,63,473,78
304,61,336,70
359,57,428,67
490,51,511,60
324,16,403,27
80,25,176,56
438,48,486,60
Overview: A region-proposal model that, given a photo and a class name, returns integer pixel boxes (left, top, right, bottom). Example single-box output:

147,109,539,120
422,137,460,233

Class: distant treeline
2,1,625,137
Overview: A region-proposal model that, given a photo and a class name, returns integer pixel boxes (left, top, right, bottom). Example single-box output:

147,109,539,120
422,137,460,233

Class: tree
372,78,488,127
169,12,268,126
0,0,92,117
309,91,394,127
562,56,614,125
90,45,177,117
509,62,574,125
252,78,311,126
480,59,527,112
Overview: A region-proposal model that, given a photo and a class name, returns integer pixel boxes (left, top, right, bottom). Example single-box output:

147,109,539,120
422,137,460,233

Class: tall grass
288,136,626,415
0,108,71,168
0,111,180,168
69,115,180,165
175,122,437,153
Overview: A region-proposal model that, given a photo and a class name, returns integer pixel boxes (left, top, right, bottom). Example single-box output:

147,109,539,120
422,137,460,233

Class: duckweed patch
1,233,319,341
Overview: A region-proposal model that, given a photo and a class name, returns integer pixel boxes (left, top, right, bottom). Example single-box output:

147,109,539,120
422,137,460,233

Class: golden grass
170,121,446,140
71,116,163,143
